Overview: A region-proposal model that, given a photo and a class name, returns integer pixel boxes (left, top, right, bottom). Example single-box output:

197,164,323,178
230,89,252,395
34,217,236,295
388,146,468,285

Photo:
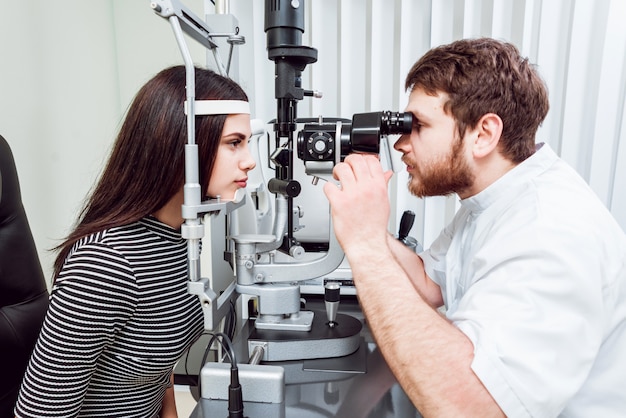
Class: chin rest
0,135,49,415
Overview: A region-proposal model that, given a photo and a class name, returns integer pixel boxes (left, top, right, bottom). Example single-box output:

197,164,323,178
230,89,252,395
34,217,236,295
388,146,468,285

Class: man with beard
323,38,626,417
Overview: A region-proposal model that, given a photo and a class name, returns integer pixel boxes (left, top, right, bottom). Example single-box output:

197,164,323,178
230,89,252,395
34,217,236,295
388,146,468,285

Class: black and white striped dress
15,217,205,417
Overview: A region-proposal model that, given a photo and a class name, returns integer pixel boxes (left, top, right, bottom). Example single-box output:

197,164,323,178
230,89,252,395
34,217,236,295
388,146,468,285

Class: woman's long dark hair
53,66,248,279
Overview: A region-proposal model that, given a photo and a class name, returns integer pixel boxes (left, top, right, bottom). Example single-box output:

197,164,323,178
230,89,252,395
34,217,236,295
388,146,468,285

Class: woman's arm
159,374,178,418
15,244,138,417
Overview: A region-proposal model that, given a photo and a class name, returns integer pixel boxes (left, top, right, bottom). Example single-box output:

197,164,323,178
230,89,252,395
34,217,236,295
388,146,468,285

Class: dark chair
0,135,49,417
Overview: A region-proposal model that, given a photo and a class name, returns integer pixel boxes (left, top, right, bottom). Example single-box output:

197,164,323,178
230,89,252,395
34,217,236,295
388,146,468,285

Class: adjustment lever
398,210,415,242
398,210,422,252
324,282,340,328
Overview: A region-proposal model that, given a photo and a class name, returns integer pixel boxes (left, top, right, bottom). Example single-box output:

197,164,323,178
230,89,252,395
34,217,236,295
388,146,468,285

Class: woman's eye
229,139,243,147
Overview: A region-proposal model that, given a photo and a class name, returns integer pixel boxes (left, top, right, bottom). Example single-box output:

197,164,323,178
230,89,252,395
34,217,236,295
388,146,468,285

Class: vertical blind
230,0,626,247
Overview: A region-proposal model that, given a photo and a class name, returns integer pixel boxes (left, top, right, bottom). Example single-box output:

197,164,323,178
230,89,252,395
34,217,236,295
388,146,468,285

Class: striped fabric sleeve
15,242,139,417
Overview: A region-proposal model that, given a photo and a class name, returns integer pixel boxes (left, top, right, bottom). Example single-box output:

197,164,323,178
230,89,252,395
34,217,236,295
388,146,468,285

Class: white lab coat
420,143,626,417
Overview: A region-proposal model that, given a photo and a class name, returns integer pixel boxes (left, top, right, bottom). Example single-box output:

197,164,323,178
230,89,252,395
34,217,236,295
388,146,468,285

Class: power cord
186,303,236,377
199,332,246,418
223,300,237,341
185,331,211,379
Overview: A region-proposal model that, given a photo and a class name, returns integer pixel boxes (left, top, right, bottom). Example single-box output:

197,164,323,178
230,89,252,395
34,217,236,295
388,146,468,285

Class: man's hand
323,154,394,253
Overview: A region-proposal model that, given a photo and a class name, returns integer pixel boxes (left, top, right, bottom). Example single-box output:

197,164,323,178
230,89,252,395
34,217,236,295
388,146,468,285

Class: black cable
227,363,245,418
183,344,191,376
197,332,246,418
207,332,237,366
223,303,233,340
185,331,211,377
226,300,237,340
198,333,218,398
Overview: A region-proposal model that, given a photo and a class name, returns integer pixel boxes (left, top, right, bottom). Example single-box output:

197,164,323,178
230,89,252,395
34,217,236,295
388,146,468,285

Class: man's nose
394,134,410,152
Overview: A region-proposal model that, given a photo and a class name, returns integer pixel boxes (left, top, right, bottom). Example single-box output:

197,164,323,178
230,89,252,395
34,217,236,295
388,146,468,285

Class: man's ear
472,113,503,158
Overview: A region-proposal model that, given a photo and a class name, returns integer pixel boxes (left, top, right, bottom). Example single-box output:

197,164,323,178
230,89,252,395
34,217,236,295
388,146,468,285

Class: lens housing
297,111,412,163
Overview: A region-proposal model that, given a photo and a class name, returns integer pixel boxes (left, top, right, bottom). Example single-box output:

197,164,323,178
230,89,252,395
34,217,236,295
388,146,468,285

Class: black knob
398,210,415,241
268,178,301,198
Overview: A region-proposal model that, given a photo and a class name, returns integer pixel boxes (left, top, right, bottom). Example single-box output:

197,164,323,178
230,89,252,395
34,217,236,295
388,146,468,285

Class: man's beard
405,138,474,198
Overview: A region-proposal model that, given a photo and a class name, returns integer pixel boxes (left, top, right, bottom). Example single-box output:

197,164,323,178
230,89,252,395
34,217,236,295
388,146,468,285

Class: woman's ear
472,113,503,159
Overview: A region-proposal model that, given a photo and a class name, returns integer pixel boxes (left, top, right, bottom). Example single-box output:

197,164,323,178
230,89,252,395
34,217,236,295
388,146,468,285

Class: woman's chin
207,190,237,201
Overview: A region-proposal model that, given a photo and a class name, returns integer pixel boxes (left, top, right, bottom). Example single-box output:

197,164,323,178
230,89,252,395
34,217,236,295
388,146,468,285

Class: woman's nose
242,148,256,171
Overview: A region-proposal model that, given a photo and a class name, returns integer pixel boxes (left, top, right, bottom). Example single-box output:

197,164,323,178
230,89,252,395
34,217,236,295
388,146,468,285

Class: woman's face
206,113,256,200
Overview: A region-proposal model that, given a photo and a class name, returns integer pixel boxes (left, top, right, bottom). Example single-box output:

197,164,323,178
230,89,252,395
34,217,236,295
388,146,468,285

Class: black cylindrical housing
268,178,301,198
265,0,305,49
350,111,413,155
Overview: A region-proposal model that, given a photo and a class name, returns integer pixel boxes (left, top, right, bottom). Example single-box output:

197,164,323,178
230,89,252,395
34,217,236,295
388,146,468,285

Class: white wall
1,0,207,283
2,0,625,283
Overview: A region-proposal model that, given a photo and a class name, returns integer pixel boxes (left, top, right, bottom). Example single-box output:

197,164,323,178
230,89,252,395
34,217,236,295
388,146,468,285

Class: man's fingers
327,155,391,202
344,153,386,181
323,180,340,201
332,161,356,187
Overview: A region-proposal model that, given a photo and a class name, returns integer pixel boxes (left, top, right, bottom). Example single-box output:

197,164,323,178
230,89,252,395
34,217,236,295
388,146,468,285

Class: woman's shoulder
72,219,156,253
58,223,146,286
